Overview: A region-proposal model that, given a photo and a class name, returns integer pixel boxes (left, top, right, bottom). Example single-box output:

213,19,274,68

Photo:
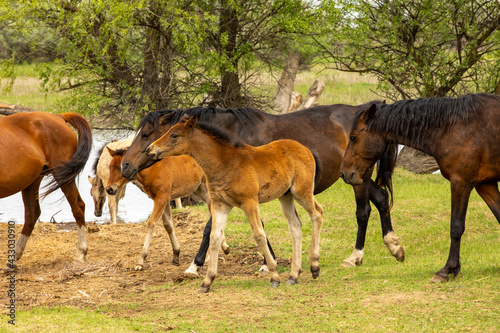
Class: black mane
195,121,244,147
137,106,267,133
353,93,499,146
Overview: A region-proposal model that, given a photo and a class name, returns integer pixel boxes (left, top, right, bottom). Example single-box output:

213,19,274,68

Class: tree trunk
275,51,301,114
396,146,440,174
297,79,325,110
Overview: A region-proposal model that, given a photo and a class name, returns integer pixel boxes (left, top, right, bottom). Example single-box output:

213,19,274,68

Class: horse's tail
42,113,93,197
374,144,399,208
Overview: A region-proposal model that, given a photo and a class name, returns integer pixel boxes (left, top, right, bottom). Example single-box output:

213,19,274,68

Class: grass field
1,168,499,332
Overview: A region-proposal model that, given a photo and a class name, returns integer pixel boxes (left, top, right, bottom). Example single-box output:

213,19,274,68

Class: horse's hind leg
60,181,87,262
475,182,500,222
161,204,181,266
7,178,44,269
279,193,303,285
294,193,323,280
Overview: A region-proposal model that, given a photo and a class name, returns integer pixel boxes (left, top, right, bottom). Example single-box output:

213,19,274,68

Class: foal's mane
137,106,267,133
195,121,245,147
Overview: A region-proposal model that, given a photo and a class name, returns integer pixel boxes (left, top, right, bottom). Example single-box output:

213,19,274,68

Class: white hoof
258,265,269,275
184,262,201,276
135,265,144,271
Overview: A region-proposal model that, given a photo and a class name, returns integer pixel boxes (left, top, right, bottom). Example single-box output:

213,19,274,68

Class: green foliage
318,0,500,99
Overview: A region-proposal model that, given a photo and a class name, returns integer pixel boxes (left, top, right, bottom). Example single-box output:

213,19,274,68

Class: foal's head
105,148,129,195
146,115,197,161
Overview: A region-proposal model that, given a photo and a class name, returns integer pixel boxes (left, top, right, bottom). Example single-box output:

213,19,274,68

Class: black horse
121,103,405,274
341,93,500,282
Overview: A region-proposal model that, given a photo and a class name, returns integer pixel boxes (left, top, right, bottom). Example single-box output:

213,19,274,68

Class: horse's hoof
258,265,269,275
198,286,210,293
430,274,449,283
171,259,180,266
311,267,320,279
286,277,297,285
341,260,356,268
1,264,16,274
222,247,231,255
396,247,405,262
184,265,200,276
135,265,144,271
270,280,280,288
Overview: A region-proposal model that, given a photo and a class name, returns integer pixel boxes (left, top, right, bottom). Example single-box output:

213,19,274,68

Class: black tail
375,144,398,208
42,113,93,197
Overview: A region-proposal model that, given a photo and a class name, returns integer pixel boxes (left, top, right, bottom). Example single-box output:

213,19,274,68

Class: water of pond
0,130,154,224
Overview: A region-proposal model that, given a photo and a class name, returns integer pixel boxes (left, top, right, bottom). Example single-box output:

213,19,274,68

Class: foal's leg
475,182,500,222
60,181,88,263
161,204,181,266
294,194,323,279
200,202,232,293
136,196,169,271
279,193,303,285
241,200,280,288
431,180,472,283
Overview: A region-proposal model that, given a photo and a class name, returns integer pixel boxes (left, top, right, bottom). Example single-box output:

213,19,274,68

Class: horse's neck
187,131,236,182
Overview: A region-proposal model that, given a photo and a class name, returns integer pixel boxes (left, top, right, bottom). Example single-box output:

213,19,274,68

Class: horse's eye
171,133,178,139
350,136,357,143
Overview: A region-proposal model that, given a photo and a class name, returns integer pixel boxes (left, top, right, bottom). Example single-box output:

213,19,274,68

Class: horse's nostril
340,171,345,180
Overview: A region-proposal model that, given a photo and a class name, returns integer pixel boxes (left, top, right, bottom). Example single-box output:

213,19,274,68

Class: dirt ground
0,209,290,313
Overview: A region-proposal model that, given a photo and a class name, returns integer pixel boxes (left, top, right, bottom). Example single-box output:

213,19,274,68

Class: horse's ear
88,175,95,185
180,113,191,122
185,116,197,129
360,104,377,123
106,146,116,156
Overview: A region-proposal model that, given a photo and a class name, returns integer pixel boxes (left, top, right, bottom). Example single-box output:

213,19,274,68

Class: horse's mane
137,106,267,133
353,93,500,207
353,93,498,144
92,140,117,175
195,121,245,147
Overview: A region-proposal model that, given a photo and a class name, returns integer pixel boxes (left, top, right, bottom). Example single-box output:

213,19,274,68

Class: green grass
4,168,499,332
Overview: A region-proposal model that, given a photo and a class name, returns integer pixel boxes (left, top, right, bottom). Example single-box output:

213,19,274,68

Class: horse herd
1,93,499,292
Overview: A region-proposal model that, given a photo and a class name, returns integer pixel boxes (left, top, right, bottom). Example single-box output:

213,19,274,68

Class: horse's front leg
136,197,168,271
369,180,405,262
199,201,232,293
341,182,370,267
431,181,472,283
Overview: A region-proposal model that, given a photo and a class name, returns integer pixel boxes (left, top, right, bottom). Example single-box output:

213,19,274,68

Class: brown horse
120,104,404,274
147,116,324,292
340,93,500,282
105,148,229,271
0,111,92,270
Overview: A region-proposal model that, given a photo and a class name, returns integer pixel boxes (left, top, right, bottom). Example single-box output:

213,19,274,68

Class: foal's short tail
42,113,93,197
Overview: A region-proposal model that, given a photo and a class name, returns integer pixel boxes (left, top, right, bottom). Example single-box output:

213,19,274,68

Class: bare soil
0,210,290,313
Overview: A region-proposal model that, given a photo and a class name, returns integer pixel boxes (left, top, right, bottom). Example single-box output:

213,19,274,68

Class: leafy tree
316,0,500,100
0,0,318,126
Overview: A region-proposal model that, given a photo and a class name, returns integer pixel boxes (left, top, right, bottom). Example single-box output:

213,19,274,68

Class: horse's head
340,104,387,185
88,175,106,217
106,148,129,195
146,114,195,161
121,111,178,179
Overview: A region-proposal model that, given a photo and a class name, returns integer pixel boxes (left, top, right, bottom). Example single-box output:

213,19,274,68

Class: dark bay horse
0,111,92,270
340,93,500,282
120,103,405,273
147,116,323,292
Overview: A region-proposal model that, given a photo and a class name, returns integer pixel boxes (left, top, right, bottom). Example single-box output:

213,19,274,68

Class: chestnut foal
147,116,323,293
